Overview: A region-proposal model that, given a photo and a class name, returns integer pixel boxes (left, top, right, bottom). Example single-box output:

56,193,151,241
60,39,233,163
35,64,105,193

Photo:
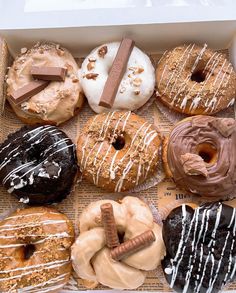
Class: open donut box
0,1,236,292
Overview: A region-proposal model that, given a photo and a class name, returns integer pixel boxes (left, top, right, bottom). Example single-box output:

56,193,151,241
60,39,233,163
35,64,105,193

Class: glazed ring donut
0,125,78,205
163,115,236,198
80,42,155,113
156,44,236,115
0,206,74,292
71,196,165,289
76,111,162,192
7,42,84,125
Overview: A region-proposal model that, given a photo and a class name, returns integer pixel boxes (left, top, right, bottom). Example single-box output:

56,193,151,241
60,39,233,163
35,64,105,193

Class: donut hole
112,135,126,150
118,231,125,243
191,70,206,83
197,143,217,164
23,244,36,260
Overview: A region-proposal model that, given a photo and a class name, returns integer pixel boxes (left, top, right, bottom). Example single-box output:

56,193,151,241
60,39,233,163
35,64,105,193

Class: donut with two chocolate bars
0,125,77,205
71,196,165,289
162,202,236,293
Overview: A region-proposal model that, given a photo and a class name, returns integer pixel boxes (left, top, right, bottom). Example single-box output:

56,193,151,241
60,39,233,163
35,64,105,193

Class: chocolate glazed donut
162,202,236,293
0,125,78,205
166,115,236,198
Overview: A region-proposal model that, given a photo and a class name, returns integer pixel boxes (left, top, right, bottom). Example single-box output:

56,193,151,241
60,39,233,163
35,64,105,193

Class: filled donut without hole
71,196,165,289
162,202,236,293
6,42,84,125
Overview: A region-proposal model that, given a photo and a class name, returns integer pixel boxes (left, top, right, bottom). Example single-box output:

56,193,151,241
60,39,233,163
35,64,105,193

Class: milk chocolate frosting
167,115,236,197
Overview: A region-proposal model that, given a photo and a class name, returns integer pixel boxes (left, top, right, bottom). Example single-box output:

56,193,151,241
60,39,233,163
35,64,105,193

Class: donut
162,202,236,293
0,206,74,292
0,125,78,205
71,196,165,289
76,111,162,192
156,44,236,115
80,42,155,113
163,115,236,198
6,42,84,125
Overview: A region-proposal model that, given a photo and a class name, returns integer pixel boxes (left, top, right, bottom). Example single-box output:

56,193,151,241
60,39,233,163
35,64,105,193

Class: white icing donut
80,42,155,113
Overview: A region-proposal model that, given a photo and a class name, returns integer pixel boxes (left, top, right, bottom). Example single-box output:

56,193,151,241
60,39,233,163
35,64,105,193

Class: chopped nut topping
57,49,65,56
88,57,97,62
134,89,140,95
98,46,108,58
72,78,79,83
39,49,44,54
87,62,95,71
120,87,126,93
132,78,142,87
21,47,28,54
85,73,99,80
136,67,144,74
129,66,144,74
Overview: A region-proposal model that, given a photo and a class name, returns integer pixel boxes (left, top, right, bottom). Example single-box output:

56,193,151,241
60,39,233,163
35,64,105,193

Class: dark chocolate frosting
162,202,236,293
0,125,77,205
167,115,236,197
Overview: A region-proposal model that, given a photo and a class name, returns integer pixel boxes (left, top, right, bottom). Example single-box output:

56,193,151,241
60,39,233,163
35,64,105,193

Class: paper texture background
0,39,235,292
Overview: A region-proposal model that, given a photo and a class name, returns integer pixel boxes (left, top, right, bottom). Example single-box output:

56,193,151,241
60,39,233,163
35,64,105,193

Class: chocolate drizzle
167,116,236,197
0,125,78,204
162,202,236,293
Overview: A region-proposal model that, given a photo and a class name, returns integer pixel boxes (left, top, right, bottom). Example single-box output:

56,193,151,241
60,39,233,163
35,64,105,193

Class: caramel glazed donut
71,196,165,289
164,115,236,198
80,42,155,113
0,125,78,205
156,44,236,115
6,42,84,125
77,111,162,192
0,206,74,293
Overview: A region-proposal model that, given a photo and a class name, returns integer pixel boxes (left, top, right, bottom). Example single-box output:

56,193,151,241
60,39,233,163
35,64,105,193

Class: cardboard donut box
0,1,236,292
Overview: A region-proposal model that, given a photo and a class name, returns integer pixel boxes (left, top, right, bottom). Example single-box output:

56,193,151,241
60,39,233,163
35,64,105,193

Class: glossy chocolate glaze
0,125,77,205
162,202,236,293
167,115,236,197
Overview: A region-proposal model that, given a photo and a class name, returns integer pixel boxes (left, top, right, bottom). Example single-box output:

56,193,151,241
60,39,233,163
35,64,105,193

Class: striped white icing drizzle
160,44,233,113
0,126,74,191
80,111,159,191
0,210,72,292
165,203,236,293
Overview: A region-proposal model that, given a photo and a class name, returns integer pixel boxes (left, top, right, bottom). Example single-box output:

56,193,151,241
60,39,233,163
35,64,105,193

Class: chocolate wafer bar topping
9,80,49,105
110,230,155,261
31,66,67,81
98,38,135,108
100,203,119,248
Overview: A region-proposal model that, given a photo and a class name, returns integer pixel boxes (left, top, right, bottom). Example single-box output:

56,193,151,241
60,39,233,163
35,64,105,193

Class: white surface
0,0,236,57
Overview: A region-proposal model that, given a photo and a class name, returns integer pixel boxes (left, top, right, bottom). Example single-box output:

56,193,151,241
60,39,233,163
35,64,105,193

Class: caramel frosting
71,196,165,289
7,42,84,125
167,115,236,197
156,44,236,115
